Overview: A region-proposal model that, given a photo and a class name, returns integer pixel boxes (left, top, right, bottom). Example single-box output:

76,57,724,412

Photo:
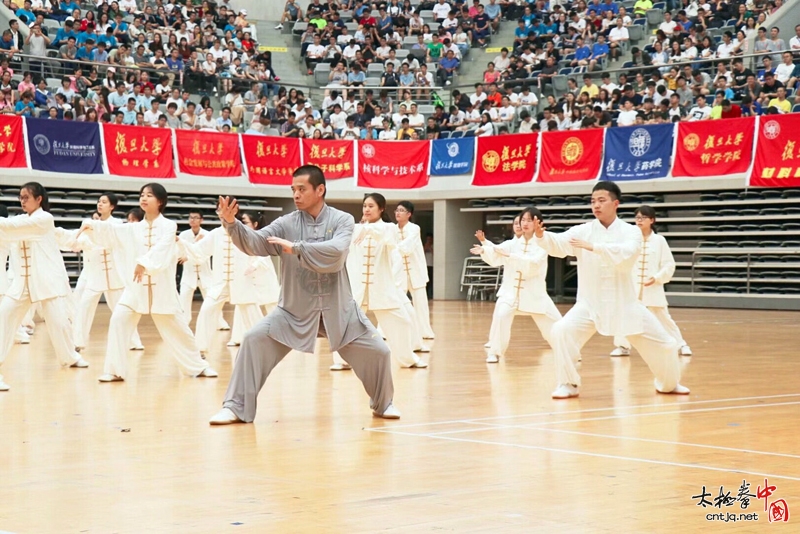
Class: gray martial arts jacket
223,204,371,353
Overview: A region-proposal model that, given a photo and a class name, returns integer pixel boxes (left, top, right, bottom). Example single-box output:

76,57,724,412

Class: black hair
293,164,327,198
397,200,415,215
188,208,203,217
0,204,7,217
635,205,658,232
363,192,391,222
140,182,168,212
518,206,544,224
21,181,50,212
240,210,266,229
592,181,622,202
99,191,119,208
126,207,144,221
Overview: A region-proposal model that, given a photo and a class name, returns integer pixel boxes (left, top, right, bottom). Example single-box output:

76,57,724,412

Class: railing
690,248,800,294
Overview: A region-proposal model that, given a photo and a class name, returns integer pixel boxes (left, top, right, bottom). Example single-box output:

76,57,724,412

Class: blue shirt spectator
575,45,592,61
14,100,34,116
97,34,118,49
591,42,609,59
75,45,93,61
53,27,78,46
122,108,137,124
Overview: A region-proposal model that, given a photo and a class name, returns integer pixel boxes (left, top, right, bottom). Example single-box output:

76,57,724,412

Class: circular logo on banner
683,133,700,152
561,137,583,166
33,134,51,155
629,128,651,157
764,120,781,140
447,142,459,158
361,143,375,158
482,150,500,173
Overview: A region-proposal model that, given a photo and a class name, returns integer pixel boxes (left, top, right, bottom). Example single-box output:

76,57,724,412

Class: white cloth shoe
15,327,30,344
198,367,218,378
486,353,499,363
217,323,231,331
98,374,124,382
679,345,693,356
24,325,34,335
329,363,352,371
610,347,630,357
275,24,283,29
552,384,580,399
483,341,491,348
209,407,243,425
70,357,89,368
130,344,145,351
226,341,240,347
373,403,401,419
423,334,435,340
410,360,428,368
414,345,431,353
657,383,690,395
0,379,9,391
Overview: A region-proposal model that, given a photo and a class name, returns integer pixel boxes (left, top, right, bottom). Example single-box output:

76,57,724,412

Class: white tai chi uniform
178,228,230,330
333,220,422,368
85,215,211,379
185,226,265,352
0,209,82,382
394,222,434,339
252,256,280,313
536,218,682,392
613,233,687,350
479,235,562,359
2,242,35,344
71,220,143,350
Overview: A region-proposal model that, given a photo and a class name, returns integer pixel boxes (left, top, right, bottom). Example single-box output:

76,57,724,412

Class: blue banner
601,124,673,181
26,118,103,174
430,137,474,176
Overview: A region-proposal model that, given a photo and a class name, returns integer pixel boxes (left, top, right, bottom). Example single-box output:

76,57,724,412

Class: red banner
242,136,301,185
357,140,429,189
472,133,537,186
673,117,754,178
175,130,241,177
0,115,26,168
538,129,603,182
102,123,175,178
750,115,800,187
302,139,354,179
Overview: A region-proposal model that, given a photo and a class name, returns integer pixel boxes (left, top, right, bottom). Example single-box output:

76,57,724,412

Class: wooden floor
1,301,799,533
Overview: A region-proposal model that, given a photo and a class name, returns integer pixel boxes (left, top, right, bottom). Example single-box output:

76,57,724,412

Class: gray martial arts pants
222,316,395,422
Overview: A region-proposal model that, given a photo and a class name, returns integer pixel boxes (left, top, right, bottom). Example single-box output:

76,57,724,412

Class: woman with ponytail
609,205,693,357
0,182,89,391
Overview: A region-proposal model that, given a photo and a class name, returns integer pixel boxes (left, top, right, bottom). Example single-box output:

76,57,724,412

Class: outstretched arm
218,196,285,257
293,215,354,273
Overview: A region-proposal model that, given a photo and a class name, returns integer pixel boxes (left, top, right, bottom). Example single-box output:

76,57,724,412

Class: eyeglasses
394,208,409,213
634,216,654,221
19,195,31,202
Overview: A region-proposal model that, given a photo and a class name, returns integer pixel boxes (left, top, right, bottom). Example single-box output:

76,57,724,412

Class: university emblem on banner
764,120,781,140
361,143,376,158
561,137,583,166
447,142,459,157
629,128,651,157
683,133,700,152
482,150,500,172
33,134,50,155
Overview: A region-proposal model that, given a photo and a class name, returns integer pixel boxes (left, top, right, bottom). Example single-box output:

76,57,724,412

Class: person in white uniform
483,215,523,349
609,205,693,357
534,182,689,399
71,193,144,351
184,217,267,354
177,210,230,330
80,183,217,383
393,201,435,339
333,193,427,369
240,211,280,316
0,204,31,346
471,207,562,363
0,182,89,391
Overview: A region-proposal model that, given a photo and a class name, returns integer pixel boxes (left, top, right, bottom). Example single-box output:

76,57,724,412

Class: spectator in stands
768,87,791,114
276,0,303,30
472,4,491,48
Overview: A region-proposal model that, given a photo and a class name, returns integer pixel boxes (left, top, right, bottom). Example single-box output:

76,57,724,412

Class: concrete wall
433,199,484,300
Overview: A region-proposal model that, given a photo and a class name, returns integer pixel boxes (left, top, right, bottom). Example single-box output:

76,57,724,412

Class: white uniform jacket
536,218,646,337
86,214,182,315
252,257,280,306
74,217,125,293
633,232,675,308
0,209,71,302
481,236,561,320
392,222,429,291
178,228,213,290
347,220,405,311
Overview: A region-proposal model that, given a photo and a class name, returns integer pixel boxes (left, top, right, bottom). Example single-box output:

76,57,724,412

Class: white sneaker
423,334,435,340
410,360,428,368
414,345,431,353
329,363,352,371
552,384,580,399
483,341,491,348
657,383,690,395
209,407,243,425
679,345,693,356
70,357,89,368
198,367,218,378
610,347,630,357
218,323,231,331
24,325,34,335
226,341,240,347
14,333,30,345
98,374,124,382
486,353,499,363
275,24,283,29
373,403,401,419
0,379,9,391
130,344,145,351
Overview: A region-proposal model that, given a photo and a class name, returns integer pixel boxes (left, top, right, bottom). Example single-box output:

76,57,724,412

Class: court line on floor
372,428,800,482
366,393,800,431
408,401,800,436
463,423,800,460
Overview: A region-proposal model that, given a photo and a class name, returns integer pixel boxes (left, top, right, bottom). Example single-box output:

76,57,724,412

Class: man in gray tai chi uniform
209,165,400,424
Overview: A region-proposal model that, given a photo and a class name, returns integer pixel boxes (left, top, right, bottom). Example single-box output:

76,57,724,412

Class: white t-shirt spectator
378,128,396,140
617,109,638,126
407,112,425,128
432,2,452,20
609,27,629,43
498,105,515,122
197,114,218,130
775,62,795,85
143,109,161,126
688,104,711,121
329,110,348,130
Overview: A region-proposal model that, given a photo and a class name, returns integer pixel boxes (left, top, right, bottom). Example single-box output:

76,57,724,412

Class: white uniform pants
0,290,81,381
550,301,681,391
230,303,265,345
334,306,420,367
180,282,230,330
105,305,209,379
488,300,558,357
74,287,142,349
613,306,686,349
409,285,434,338
195,284,261,352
